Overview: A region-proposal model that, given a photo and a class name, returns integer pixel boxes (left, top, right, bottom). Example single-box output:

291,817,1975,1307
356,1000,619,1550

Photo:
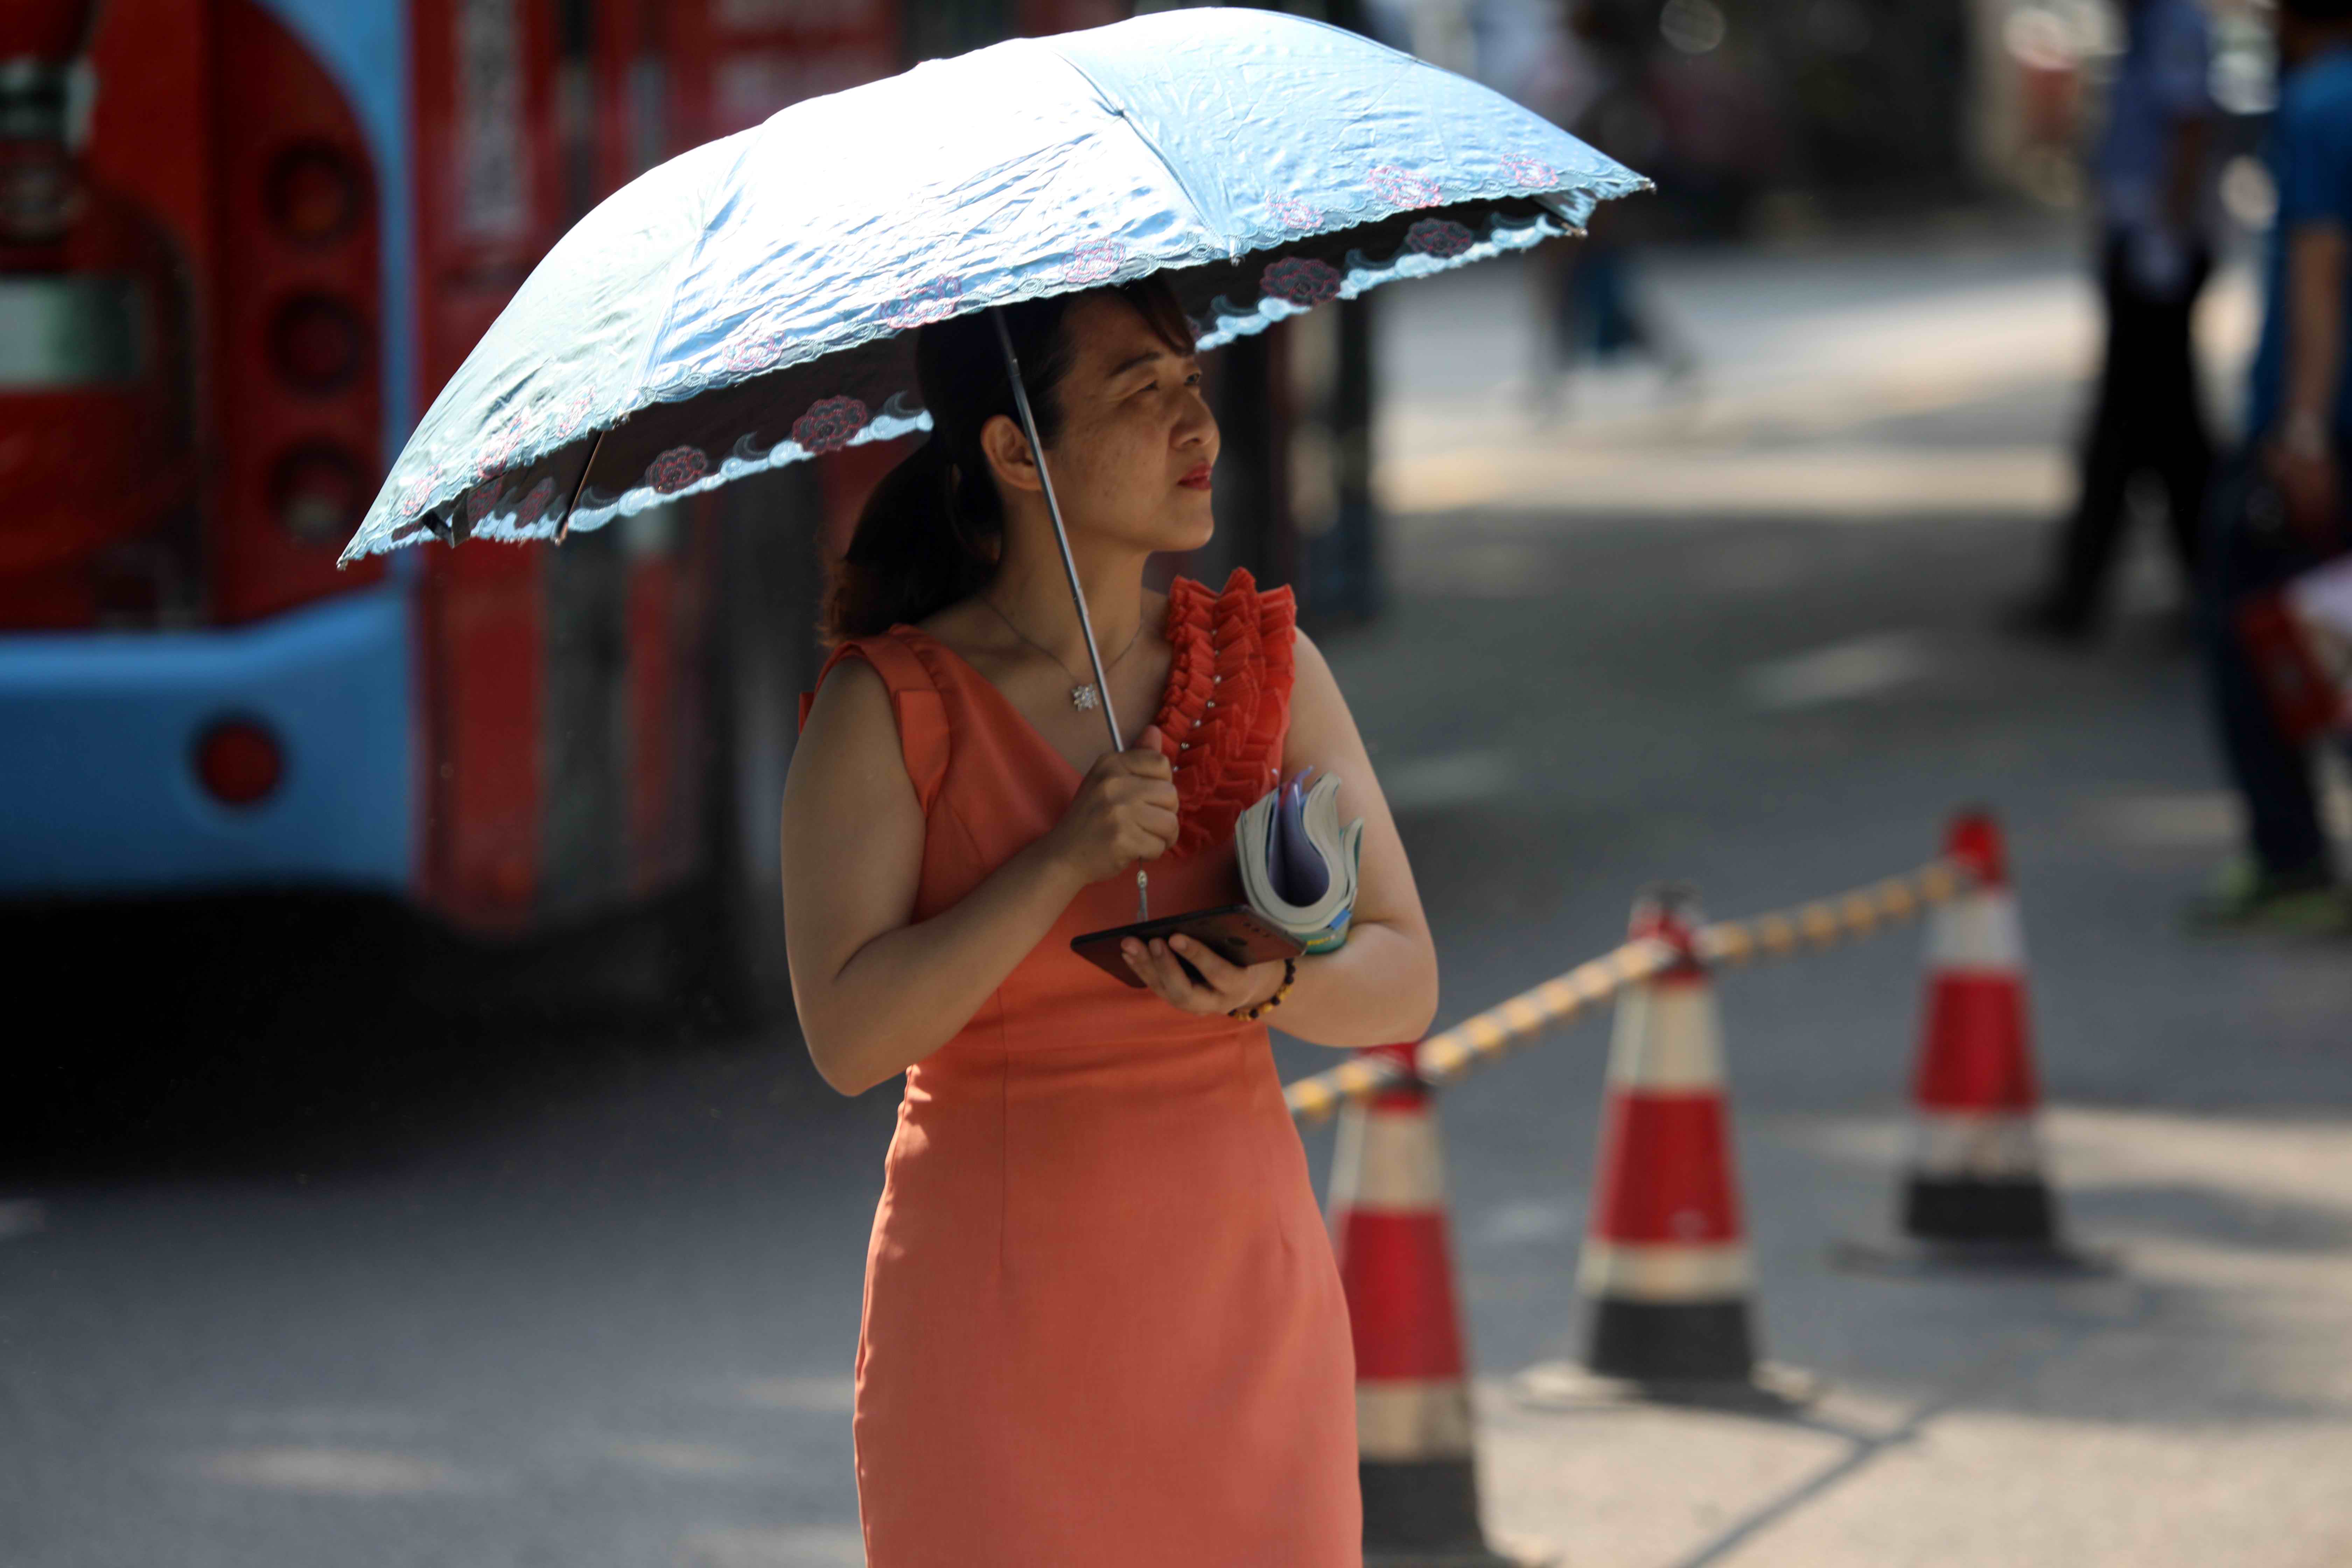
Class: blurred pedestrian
2013,0,2220,642
2192,0,2352,932
780,279,1440,1560
1524,0,1695,410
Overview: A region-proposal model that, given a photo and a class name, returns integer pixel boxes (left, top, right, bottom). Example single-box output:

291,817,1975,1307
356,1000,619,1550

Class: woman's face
1029,294,1219,556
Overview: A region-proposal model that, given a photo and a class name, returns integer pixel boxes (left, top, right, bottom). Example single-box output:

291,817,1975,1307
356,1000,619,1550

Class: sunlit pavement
1348,225,2352,1566
6,222,2351,1566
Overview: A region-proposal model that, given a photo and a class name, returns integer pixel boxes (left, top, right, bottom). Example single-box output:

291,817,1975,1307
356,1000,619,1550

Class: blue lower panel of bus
0,586,413,896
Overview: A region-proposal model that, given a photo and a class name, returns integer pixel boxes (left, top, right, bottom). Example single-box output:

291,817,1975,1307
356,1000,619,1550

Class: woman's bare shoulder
1289,623,1335,691
789,656,925,850
1282,625,1358,748
798,652,891,756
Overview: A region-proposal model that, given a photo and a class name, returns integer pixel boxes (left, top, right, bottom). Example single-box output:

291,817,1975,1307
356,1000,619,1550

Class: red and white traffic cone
1330,1042,1550,1568
1519,886,1815,1411
1837,809,2107,1274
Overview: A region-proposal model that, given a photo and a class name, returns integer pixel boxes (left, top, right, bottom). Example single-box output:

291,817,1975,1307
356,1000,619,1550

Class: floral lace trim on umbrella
1149,566,1297,858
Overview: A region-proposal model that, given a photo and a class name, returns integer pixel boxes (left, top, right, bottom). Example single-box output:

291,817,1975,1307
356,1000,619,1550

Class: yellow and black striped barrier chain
1282,856,1975,1126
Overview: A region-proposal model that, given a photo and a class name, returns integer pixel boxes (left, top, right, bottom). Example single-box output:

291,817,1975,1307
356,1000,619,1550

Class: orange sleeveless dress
797,568,1360,1566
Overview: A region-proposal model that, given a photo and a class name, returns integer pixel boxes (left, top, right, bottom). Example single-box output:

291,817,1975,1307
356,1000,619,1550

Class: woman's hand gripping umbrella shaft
989,308,1155,926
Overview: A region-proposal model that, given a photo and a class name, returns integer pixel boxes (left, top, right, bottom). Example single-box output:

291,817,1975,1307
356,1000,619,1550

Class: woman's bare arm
782,657,1179,1096
1264,628,1440,1045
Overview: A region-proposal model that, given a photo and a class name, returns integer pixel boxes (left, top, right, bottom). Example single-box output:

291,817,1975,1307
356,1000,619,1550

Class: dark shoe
2183,859,2352,934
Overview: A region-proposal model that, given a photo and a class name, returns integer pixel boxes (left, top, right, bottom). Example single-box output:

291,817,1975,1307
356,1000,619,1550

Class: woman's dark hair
822,274,1195,644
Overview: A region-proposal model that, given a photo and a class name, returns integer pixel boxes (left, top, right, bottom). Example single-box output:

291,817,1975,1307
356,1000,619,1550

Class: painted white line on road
1385,445,2070,520
679,1526,867,1568
1477,1200,1578,1246
1378,748,1521,812
196,1447,474,1496
1379,250,2112,450
609,1439,762,1477
2079,792,2241,852
1744,632,1932,710
2082,765,2352,852
735,1375,855,1413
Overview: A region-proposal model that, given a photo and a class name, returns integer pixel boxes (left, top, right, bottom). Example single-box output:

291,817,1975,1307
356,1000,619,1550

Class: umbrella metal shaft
990,308,1149,922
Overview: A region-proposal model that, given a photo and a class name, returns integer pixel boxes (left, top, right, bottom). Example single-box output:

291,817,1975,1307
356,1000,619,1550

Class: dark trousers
2199,453,2352,879
2046,234,2213,621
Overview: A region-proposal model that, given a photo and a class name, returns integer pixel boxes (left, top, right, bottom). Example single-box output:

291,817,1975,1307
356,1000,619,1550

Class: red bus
0,0,1342,1017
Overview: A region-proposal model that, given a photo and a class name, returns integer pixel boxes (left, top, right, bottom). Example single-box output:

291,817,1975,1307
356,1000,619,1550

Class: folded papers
1236,768,1363,955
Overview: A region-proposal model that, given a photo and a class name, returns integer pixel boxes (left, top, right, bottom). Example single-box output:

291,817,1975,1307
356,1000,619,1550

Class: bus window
0,274,146,387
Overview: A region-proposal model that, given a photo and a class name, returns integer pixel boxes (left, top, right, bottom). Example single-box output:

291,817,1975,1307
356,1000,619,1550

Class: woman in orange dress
782,275,1439,1566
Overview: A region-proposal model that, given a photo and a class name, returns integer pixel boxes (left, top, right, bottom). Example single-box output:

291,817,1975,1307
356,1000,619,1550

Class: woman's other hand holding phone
1122,931,1287,1016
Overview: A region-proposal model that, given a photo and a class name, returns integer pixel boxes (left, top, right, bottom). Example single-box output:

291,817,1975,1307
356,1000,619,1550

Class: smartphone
1070,904,1306,989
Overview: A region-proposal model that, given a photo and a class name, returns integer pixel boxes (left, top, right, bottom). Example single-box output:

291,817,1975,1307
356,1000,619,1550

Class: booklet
1236,767,1364,955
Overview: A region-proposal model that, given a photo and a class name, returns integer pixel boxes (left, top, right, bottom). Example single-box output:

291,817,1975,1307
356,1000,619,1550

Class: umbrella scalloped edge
338,176,1651,564
1195,207,1572,351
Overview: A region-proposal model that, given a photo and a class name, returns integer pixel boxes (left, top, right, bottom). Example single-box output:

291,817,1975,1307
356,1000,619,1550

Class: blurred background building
1,0,1387,1027
0,0,2295,1017
1369,0,2279,233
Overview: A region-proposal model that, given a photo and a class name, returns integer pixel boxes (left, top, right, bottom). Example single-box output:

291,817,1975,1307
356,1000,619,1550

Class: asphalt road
6,224,2349,1567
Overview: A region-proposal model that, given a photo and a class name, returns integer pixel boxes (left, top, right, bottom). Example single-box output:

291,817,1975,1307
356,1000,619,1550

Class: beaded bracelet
1230,956,1297,1022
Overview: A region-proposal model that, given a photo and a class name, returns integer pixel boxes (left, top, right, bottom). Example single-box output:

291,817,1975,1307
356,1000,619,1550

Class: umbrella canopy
337,7,1646,565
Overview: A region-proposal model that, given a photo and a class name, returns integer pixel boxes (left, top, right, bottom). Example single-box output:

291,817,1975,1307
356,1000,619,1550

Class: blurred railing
1282,858,1975,1124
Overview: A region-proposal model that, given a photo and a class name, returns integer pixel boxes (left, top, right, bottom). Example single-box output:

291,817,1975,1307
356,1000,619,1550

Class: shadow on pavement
2,893,837,1186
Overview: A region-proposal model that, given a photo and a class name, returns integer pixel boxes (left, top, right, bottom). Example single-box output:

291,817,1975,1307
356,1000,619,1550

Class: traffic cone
1836,809,2108,1274
1330,1042,1551,1568
1517,886,1816,1412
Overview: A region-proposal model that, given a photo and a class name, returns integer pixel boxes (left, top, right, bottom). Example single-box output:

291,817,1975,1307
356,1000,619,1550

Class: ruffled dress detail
1149,566,1298,858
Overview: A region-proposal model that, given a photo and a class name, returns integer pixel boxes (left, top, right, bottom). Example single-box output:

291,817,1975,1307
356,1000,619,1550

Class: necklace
980,593,1146,713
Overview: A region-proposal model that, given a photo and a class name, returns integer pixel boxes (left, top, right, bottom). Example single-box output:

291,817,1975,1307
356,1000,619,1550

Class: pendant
1070,684,1099,711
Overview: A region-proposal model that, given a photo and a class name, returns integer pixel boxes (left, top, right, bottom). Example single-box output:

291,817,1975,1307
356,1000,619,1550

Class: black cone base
1589,1297,1754,1382
1507,1300,1820,1415
1361,1460,1547,1567
1902,1175,2056,1244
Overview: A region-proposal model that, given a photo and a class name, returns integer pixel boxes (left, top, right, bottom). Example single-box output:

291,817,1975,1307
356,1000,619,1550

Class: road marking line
1743,632,1931,710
